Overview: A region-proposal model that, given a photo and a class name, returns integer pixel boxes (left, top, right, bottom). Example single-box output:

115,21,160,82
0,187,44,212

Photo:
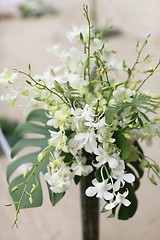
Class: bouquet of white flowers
0,4,160,239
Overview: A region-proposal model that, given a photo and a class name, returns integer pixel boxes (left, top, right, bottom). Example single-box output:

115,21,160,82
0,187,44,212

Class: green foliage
6,109,65,227
105,93,158,125
113,131,130,160
0,118,20,156
118,183,138,220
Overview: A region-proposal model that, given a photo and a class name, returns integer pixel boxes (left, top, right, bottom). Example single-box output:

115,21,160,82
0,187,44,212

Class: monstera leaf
6,109,65,215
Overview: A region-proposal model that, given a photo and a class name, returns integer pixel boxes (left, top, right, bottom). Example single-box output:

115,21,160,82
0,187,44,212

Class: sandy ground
0,0,160,239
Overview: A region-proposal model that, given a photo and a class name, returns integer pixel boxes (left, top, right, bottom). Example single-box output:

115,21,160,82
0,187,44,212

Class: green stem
83,5,91,90
136,60,160,91
15,70,71,107
84,45,87,81
125,35,150,88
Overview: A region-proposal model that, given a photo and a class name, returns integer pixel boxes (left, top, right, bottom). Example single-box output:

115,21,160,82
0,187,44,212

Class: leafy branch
136,59,160,91
140,155,160,185
105,93,159,124
124,34,151,88
14,68,72,107
6,109,65,227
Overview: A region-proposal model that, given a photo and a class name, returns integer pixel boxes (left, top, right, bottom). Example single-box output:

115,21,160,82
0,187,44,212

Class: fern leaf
105,93,158,123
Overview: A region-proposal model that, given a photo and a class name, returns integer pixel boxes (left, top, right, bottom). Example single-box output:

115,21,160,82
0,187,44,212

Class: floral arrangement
0,5,160,228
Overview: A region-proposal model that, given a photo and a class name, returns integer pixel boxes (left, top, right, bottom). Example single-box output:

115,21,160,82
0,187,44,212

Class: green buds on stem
23,168,30,179
11,186,19,192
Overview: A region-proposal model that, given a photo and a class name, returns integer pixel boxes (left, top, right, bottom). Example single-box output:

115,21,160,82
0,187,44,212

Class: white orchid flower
111,160,135,191
85,178,114,200
0,68,18,86
66,24,95,43
69,128,98,153
71,157,93,176
93,146,118,169
105,189,131,210
45,162,73,193
48,130,68,152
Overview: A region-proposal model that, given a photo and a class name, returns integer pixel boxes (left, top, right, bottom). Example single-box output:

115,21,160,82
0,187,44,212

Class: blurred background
0,0,160,239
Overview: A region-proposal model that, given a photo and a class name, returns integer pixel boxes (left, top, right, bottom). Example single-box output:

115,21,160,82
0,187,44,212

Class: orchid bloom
105,190,131,210
85,178,114,201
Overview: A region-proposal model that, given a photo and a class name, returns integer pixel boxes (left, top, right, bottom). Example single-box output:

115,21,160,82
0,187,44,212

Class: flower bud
38,152,44,162
11,186,19,192
151,163,160,173
124,133,131,139
30,184,37,194
122,59,126,68
150,175,157,185
23,168,30,179
5,203,13,207
136,41,139,48
80,32,83,41
29,195,33,205
146,67,153,73
139,158,150,170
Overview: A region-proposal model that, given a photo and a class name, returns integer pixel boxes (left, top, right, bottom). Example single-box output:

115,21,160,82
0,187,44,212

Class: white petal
75,133,86,140
68,138,77,148
123,173,135,183
113,179,120,192
105,202,116,210
122,189,129,198
92,161,103,168
108,157,118,169
92,178,99,187
47,119,53,126
85,187,97,197
122,198,131,207
44,173,53,185
94,38,103,48
84,142,93,153
104,191,114,200
82,165,93,176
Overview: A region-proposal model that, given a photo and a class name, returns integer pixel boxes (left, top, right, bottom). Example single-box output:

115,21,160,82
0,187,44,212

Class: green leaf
46,182,65,206
7,109,65,211
130,160,144,179
94,167,103,182
74,175,82,185
150,175,157,185
107,212,115,218
139,158,150,171
151,163,160,173
94,166,108,182
139,111,150,122
105,93,157,124
101,205,108,213
138,117,143,127
113,131,130,160
9,174,43,209
125,165,140,191
118,184,138,220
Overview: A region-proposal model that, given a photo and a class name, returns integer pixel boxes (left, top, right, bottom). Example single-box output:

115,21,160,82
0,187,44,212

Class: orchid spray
0,4,160,237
